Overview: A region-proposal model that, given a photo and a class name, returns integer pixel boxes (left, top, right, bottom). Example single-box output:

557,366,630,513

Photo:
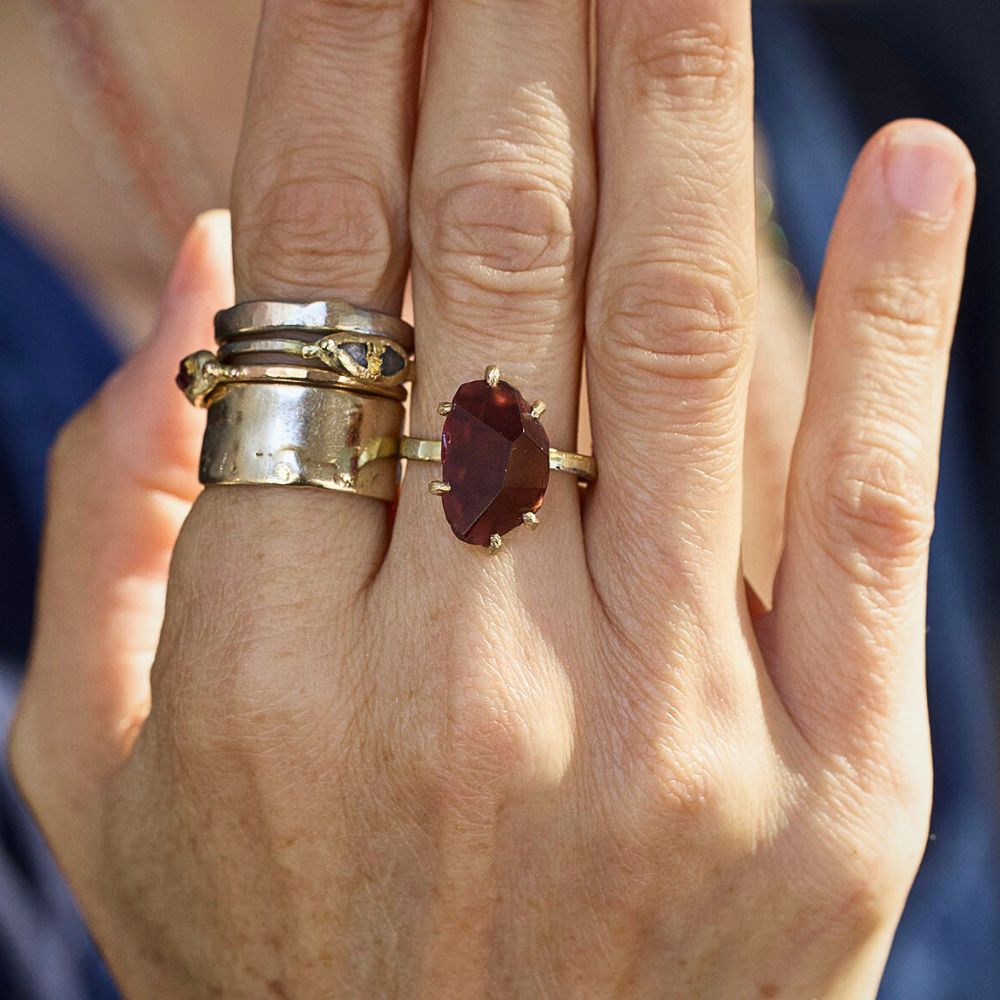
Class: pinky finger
764,120,975,760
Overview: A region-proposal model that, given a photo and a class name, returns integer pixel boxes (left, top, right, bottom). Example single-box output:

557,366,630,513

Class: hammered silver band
200,382,403,500
215,299,414,351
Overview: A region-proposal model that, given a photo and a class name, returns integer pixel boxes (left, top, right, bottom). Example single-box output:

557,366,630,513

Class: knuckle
267,0,420,37
421,650,573,815
412,161,580,327
234,168,402,300
808,799,927,941
161,665,328,794
626,19,750,111
615,729,743,834
591,258,752,397
845,274,946,357
820,435,936,575
432,691,540,806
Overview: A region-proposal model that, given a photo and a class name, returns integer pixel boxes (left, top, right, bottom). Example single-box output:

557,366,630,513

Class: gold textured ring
215,299,414,352
400,365,597,551
216,334,414,388
177,351,407,406
200,382,402,501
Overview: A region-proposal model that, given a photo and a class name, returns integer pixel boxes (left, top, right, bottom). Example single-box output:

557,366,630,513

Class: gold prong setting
426,363,554,552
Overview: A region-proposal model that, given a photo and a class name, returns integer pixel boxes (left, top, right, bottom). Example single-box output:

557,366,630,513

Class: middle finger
395,0,595,562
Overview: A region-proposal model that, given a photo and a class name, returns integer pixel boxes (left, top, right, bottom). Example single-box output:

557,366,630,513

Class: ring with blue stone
216,334,413,389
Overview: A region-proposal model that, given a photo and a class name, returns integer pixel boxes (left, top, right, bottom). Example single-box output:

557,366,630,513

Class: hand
10,1,975,997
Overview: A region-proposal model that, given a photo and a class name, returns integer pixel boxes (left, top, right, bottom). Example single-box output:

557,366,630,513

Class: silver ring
215,299,414,351
200,382,403,500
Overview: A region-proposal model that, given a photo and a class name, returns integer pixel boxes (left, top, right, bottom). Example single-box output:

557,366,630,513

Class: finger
9,214,233,826
764,121,975,757
219,0,427,584
585,0,757,608
394,0,594,562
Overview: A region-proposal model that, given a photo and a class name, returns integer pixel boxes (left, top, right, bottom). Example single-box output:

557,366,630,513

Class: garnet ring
399,366,597,552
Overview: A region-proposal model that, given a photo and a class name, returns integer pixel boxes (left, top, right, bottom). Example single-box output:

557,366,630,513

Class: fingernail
885,124,970,222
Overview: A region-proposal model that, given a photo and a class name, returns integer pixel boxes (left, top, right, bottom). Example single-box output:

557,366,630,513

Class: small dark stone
176,359,194,392
341,342,369,368
380,348,406,377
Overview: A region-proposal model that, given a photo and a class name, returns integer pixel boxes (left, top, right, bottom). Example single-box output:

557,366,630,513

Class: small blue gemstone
342,342,369,368
380,349,405,377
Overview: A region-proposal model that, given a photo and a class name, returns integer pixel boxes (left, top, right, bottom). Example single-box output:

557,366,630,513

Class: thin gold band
399,437,597,483
179,350,407,405
216,335,414,388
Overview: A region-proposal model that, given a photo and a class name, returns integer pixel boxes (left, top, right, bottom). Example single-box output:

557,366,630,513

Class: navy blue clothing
0,217,120,997
2,4,1000,997
755,5,1000,995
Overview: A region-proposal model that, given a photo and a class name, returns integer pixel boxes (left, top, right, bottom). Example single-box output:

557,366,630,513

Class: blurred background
1,1,998,996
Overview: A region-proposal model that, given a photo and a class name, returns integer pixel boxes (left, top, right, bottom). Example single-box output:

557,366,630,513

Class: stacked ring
180,302,600,534
215,299,414,350
215,334,414,389
179,298,414,500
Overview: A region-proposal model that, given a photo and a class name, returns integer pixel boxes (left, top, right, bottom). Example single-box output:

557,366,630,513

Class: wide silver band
201,382,402,500
398,437,597,483
215,299,414,352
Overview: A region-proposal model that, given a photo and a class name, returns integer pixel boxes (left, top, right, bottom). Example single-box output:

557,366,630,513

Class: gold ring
177,350,407,405
200,382,402,501
216,334,414,388
400,365,597,551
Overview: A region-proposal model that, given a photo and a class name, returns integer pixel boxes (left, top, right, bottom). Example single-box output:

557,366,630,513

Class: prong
436,402,455,416
485,365,501,387
522,511,540,530
428,480,452,495
489,533,503,553
529,399,546,419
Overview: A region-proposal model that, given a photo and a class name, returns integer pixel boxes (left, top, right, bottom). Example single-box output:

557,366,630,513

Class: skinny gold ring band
216,335,414,388
399,438,597,483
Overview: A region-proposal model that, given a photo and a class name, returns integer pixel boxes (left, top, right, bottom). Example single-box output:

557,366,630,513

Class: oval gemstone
441,378,550,546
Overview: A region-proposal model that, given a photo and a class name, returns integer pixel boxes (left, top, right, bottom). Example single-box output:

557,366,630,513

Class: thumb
9,212,233,828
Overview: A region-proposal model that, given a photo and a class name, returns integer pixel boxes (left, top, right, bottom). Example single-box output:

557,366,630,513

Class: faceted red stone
441,378,550,546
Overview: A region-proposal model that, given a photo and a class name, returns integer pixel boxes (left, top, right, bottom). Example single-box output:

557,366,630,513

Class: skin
8,1,975,997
